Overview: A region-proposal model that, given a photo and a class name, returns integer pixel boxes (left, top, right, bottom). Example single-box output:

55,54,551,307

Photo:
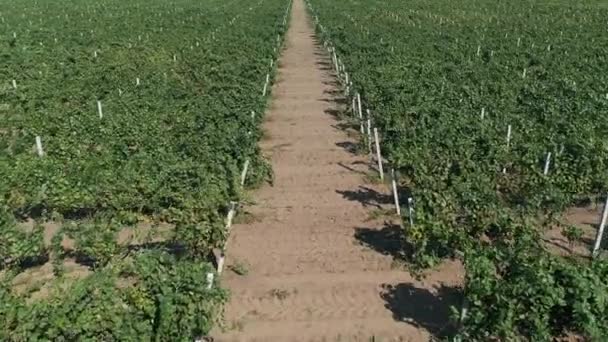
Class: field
0,0,289,339
308,0,608,339
2,0,608,339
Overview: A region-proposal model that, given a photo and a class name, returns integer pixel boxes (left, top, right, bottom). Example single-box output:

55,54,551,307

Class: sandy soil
212,0,464,340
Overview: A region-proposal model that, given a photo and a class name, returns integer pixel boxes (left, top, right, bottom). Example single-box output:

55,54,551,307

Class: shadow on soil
380,282,460,338
354,222,404,258
337,185,392,208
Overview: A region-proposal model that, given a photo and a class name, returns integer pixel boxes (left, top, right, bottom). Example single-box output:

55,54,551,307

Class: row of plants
307,0,608,339
0,0,290,339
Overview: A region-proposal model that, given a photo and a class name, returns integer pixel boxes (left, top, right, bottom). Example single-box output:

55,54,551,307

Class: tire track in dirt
212,0,463,340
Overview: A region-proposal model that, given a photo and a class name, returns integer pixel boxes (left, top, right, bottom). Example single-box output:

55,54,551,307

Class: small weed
228,261,249,276
233,211,262,225
269,288,291,300
366,208,395,222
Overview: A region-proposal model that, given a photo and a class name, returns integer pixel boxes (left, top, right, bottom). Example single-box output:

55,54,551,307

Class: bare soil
212,0,464,340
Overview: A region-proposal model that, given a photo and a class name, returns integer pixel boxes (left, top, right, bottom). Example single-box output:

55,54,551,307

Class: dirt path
214,0,463,340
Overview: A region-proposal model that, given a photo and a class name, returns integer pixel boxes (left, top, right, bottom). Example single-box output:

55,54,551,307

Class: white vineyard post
517,37,521,47
503,124,512,173
476,45,481,56
240,159,250,187
333,52,339,73
543,152,551,176
522,68,527,78
118,88,123,96
97,100,103,119
592,195,608,257
481,107,485,120
35,136,44,157
262,73,270,96
217,251,225,274
206,273,214,289
407,197,414,227
356,93,364,134
373,128,384,180
173,54,176,62
352,98,356,117
136,77,140,86
11,79,17,89
391,168,401,216
366,112,372,155
94,50,98,58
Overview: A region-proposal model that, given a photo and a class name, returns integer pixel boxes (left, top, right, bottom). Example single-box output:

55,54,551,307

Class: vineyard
308,0,608,339
0,0,289,339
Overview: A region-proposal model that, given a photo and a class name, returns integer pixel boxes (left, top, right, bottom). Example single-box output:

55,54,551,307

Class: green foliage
308,0,608,338
0,0,291,338
0,207,46,269
0,251,227,341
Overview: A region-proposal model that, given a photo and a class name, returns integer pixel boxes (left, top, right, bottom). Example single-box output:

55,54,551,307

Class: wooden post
373,128,384,180
391,168,401,216
592,196,608,257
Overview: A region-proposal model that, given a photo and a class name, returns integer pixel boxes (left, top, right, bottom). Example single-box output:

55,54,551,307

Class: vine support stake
35,136,44,157
503,124,512,173
356,93,364,134
97,100,103,119
262,73,270,96
136,77,140,86
217,251,225,274
407,197,414,227
481,107,485,120
240,159,250,187
391,168,401,216
11,79,17,89
206,273,214,289
592,195,608,258
366,113,372,155
543,152,551,176
226,201,237,232
373,128,384,180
